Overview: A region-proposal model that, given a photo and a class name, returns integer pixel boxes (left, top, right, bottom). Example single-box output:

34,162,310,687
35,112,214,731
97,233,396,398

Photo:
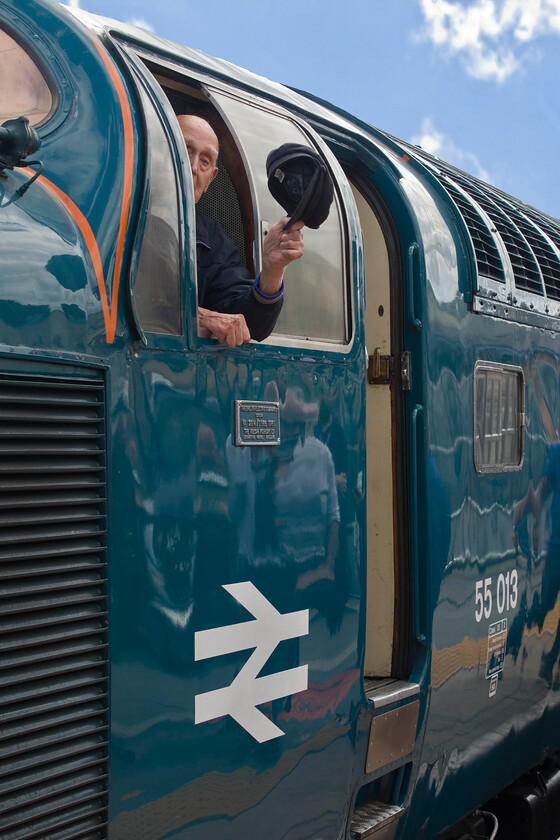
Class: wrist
253,272,284,304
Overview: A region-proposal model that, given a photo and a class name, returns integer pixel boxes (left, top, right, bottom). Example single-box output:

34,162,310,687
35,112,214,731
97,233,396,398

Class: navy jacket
196,212,283,342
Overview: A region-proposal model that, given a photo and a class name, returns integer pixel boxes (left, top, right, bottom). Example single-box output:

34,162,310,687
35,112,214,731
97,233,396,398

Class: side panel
107,343,366,840
396,168,560,838
0,170,100,352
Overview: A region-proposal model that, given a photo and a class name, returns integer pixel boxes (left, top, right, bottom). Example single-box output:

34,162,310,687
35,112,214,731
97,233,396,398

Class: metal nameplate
234,400,280,446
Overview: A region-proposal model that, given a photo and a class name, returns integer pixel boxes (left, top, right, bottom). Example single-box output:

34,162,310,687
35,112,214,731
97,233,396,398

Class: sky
62,0,560,219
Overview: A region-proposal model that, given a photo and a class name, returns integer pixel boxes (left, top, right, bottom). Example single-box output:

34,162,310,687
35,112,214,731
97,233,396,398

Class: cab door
108,45,367,840
310,129,422,837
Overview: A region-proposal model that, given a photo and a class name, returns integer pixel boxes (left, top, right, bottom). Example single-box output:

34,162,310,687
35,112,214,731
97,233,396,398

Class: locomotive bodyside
0,2,559,840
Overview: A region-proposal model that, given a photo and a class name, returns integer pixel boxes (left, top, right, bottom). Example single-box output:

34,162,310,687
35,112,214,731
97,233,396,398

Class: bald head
177,114,219,203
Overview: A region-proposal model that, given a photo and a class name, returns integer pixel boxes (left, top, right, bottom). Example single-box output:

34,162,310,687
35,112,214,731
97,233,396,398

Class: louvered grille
501,204,560,300
449,172,544,295
514,206,560,300
443,179,505,283
524,207,560,250
401,142,560,305
0,372,108,840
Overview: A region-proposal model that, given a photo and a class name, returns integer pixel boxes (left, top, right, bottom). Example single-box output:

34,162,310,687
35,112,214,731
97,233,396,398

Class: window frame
473,361,525,474
119,42,355,354
205,85,353,349
117,44,194,350
0,17,65,133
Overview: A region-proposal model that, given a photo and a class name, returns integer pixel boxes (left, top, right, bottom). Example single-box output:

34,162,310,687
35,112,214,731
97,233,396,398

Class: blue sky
64,0,560,219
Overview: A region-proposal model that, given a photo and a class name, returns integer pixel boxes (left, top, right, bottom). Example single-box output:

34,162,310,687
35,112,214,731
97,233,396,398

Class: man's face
177,115,219,203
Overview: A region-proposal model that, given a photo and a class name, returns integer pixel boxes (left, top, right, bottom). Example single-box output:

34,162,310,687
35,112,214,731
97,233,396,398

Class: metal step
350,802,404,840
364,678,420,709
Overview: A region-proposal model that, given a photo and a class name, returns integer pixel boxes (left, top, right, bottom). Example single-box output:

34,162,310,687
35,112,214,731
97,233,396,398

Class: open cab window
124,48,351,349
206,90,349,345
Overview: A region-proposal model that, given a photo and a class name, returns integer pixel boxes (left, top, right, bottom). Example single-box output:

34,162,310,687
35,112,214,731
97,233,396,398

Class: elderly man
177,115,304,346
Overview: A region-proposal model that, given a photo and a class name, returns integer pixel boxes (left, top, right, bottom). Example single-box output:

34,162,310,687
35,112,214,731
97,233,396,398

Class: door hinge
368,348,411,391
368,347,392,385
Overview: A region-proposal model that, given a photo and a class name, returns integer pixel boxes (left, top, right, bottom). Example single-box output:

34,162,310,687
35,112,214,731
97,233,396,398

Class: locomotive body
1,3,559,839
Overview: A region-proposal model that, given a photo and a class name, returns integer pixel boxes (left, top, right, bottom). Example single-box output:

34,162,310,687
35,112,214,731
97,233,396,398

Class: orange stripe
20,167,110,331
20,36,134,345
91,35,134,344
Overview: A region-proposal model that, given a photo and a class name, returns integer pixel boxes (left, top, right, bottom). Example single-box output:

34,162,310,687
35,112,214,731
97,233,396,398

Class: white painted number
475,577,492,622
475,569,519,622
484,577,492,619
475,579,484,623
511,569,518,609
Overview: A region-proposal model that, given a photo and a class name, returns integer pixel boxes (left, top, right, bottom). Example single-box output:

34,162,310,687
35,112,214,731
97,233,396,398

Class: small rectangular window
474,362,524,473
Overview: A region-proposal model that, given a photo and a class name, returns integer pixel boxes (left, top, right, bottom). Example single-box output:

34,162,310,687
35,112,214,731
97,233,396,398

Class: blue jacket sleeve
196,213,283,342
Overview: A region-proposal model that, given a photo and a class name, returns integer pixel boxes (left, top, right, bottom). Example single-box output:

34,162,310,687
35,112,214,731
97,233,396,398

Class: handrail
411,403,426,644
407,243,422,330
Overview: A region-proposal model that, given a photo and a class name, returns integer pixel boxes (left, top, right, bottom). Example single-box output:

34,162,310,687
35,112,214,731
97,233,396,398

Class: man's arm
198,215,304,345
258,217,304,296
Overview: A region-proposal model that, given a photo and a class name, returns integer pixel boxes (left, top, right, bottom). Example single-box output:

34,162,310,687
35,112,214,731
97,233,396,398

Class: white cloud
418,0,560,82
128,17,156,34
410,117,491,180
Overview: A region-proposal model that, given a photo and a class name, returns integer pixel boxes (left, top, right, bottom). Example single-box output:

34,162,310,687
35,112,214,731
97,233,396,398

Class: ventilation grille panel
450,172,544,296
0,371,108,840
402,142,560,307
443,179,505,283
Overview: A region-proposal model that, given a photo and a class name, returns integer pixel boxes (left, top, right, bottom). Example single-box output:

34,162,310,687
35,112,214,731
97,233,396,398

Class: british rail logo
194,582,309,742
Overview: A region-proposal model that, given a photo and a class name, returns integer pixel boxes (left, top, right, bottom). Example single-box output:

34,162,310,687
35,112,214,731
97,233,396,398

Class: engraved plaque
234,400,280,446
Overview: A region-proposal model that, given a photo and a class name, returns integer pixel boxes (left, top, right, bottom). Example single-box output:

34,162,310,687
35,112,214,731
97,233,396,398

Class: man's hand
259,217,304,295
198,307,250,346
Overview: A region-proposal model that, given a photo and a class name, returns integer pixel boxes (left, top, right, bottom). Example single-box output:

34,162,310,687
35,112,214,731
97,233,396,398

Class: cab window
209,90,349,344
130,55,350,348
0,27,53,126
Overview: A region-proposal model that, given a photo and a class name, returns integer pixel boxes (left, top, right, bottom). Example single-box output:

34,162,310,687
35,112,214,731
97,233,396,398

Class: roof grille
402,143,560,304
443,178,505,283
500,200,560,300
0,371,108,840
449,172,544,296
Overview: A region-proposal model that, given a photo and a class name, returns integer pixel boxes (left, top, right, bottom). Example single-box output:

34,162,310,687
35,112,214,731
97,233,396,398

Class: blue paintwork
1,1,559,839
0,169,90,350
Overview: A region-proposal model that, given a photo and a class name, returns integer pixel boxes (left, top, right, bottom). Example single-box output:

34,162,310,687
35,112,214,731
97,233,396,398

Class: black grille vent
0,371,108,840
402,142,560,303
449,172,544,296
523,208,560,251
507,204,560,300
443,178,505,283
197,162,248,266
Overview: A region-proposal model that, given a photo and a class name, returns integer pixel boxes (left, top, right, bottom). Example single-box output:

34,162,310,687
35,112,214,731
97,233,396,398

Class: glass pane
210,91,347,343
134,85,182,335
0,28,52,126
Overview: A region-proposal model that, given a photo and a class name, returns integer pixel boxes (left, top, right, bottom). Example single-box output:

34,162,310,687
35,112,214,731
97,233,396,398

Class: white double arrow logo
194,582,309,743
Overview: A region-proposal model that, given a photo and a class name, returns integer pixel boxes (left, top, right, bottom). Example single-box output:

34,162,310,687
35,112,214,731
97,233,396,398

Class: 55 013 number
475,570,518,622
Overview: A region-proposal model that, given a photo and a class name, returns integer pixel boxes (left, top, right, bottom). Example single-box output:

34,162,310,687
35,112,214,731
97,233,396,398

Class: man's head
177,114,219,203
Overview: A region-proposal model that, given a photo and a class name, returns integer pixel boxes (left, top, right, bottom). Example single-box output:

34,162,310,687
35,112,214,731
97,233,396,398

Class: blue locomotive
1,2,559,838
